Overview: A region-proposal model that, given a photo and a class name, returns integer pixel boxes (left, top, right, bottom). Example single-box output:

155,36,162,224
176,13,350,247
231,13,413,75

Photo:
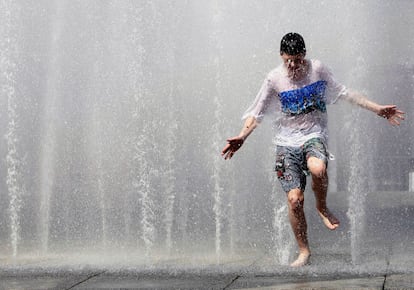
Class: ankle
290,252,311,267
299,248,311,256
316,205,328,214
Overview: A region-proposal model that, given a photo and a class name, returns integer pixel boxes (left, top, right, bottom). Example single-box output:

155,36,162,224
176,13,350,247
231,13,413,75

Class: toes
318,210,340,230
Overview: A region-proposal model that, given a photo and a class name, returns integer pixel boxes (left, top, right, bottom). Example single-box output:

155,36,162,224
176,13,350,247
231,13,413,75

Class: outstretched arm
343,90,405,125
221,116,258,160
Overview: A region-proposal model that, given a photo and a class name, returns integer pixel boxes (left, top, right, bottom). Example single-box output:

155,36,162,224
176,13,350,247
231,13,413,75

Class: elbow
248,116,259,129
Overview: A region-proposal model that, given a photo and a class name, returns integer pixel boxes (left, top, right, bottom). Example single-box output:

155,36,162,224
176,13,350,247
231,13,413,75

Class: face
281,53,307,80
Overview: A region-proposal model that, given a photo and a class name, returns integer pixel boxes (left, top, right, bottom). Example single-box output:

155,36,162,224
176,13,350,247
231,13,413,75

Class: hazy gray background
0,0,413,268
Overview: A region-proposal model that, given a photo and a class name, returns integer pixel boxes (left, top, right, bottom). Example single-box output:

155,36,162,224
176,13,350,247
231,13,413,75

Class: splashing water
272,201,292,265
0,1,412,275
2,0,23,258
209,0,229,262
6,80,23,258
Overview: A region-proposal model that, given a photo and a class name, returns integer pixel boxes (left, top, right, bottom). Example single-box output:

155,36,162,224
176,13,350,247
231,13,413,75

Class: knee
287,189,304,209
307,158,327,179
311,165,326,180
310,163,328,191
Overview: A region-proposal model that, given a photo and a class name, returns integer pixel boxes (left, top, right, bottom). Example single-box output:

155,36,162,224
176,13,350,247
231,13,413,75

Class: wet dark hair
280,32,306,55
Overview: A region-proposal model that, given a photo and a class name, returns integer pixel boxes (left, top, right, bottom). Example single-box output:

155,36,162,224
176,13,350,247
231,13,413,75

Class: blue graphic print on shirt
279,80,327,115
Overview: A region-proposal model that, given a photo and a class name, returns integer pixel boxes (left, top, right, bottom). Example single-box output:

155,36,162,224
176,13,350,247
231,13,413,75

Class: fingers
222,137,244,160
389,118,400,126
396,111,405,120
388,113,405,126
385,106,405,116
221,143,235,160
379,105,405,126
396,112,405,121
395,109,405,115
222,148,235,160
389,115,404,126
224,151,235,160
221,143,231,155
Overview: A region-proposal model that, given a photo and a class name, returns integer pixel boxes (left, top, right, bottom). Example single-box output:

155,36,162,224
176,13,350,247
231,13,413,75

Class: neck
287,59,309,81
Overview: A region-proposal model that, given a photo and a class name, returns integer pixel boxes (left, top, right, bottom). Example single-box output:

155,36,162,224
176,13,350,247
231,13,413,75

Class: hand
377,105,405,126
221,136,244,160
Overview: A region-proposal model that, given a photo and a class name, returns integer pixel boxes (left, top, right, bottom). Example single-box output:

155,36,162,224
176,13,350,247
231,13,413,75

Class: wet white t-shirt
242,59,347,147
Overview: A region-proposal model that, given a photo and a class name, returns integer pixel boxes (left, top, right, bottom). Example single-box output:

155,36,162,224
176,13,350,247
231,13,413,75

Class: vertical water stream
1,0,23,258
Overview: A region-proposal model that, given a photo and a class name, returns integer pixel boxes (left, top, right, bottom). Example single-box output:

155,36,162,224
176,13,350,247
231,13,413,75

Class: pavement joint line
382,247,391,290
382,274,387,290
223,252,267,289
65,270,107,289
223,274,242,290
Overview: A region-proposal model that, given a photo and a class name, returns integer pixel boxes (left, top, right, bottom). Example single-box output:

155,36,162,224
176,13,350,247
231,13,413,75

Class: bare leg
287,188,311,267
308,157,339,230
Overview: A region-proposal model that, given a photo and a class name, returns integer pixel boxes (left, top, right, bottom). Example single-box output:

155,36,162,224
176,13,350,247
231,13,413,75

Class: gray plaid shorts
274,138,328,193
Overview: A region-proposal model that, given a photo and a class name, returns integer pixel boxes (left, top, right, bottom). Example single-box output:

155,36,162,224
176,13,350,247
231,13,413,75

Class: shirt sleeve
319,62,347,104
242,77,277,123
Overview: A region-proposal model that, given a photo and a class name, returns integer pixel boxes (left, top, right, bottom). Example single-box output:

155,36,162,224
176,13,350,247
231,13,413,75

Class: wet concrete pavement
0,249,413,290
0,269,413,289
1,191,413,289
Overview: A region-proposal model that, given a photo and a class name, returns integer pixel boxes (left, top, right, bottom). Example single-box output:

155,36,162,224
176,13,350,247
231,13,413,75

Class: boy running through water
221,33,405,267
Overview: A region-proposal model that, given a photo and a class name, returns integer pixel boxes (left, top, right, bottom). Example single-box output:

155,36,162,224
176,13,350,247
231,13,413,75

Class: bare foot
318,208,339,230
290,252,311,267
